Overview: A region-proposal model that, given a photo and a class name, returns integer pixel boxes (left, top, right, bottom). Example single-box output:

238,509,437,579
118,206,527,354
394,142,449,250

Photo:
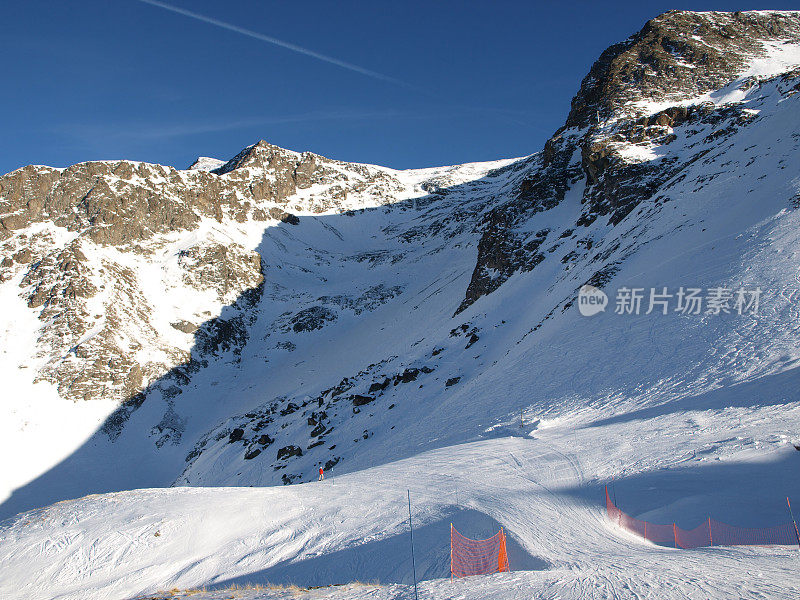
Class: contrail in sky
135,0,412,89
133,0,537,129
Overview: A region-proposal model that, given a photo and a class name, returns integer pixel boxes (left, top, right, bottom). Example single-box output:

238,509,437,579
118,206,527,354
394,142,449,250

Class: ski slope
3,12,800,600
2,427,798,600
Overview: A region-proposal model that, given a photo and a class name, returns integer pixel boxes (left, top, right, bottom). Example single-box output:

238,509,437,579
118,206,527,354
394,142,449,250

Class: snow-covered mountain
2,9,800,600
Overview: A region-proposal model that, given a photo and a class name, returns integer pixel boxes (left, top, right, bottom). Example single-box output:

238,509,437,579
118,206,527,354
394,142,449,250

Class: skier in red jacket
318,467,324,481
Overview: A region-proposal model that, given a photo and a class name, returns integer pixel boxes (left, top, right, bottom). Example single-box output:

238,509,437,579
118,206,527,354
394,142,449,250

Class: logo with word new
577,284,608,317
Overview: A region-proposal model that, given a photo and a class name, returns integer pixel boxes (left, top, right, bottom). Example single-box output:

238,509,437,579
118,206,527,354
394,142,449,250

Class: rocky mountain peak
3,11,800,544
213,139,302,175
565,10,800,129
457,10,800,315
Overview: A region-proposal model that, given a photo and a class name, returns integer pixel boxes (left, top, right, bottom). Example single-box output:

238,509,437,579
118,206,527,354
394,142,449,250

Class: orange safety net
606,486,800,548
450,524,510,578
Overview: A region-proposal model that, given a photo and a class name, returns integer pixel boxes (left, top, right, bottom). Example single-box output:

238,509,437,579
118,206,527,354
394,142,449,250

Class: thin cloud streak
133,1,539,130
134,0,414,89
53,109,446,142
125,109,412,139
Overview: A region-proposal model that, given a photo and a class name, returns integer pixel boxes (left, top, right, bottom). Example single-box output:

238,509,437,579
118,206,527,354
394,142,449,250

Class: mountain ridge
1,8,800,518
4,11,800,599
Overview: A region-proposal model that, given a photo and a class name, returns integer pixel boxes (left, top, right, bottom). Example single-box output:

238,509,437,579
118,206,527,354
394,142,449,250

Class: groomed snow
3,19,800,600
1,432,798,600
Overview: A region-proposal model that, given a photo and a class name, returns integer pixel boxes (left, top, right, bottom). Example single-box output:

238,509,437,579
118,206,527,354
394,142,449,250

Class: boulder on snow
351,394,375,406
277,445,303,460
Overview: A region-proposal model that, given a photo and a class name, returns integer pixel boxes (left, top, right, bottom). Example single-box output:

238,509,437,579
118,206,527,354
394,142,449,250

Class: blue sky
3,1,797,174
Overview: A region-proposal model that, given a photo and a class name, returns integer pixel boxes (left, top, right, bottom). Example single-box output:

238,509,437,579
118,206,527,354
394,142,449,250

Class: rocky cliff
0,142,408,404
2,10,800,512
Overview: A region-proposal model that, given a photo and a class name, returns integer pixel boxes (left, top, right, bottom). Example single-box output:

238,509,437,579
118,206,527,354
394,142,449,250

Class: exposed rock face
0,141,405,244
566,10,800,128
3,10,798,399
177,244,263,303
0,161,200,245
289,306,338,333
0,141,409,404
2,10,800,492
458,209,549,314
457,10,800,313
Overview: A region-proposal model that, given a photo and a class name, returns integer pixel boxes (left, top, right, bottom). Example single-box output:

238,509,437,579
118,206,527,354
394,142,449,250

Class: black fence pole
408,490,419,600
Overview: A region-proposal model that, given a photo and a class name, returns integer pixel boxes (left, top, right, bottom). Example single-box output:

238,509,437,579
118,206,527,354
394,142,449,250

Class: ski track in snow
3,19,800,600
2,435,798,600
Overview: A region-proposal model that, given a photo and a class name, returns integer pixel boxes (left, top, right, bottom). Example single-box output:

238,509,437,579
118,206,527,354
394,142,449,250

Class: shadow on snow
0,158,533,522
208,508,547,588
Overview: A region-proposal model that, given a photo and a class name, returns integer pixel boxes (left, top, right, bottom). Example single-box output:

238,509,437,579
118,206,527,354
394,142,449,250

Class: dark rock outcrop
457,10,800,313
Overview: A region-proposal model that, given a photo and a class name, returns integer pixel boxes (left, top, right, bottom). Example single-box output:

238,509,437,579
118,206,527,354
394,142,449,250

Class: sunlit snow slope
2,9,800,600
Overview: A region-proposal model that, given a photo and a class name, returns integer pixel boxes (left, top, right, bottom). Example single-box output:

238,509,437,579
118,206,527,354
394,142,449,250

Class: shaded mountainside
2,9,800,519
